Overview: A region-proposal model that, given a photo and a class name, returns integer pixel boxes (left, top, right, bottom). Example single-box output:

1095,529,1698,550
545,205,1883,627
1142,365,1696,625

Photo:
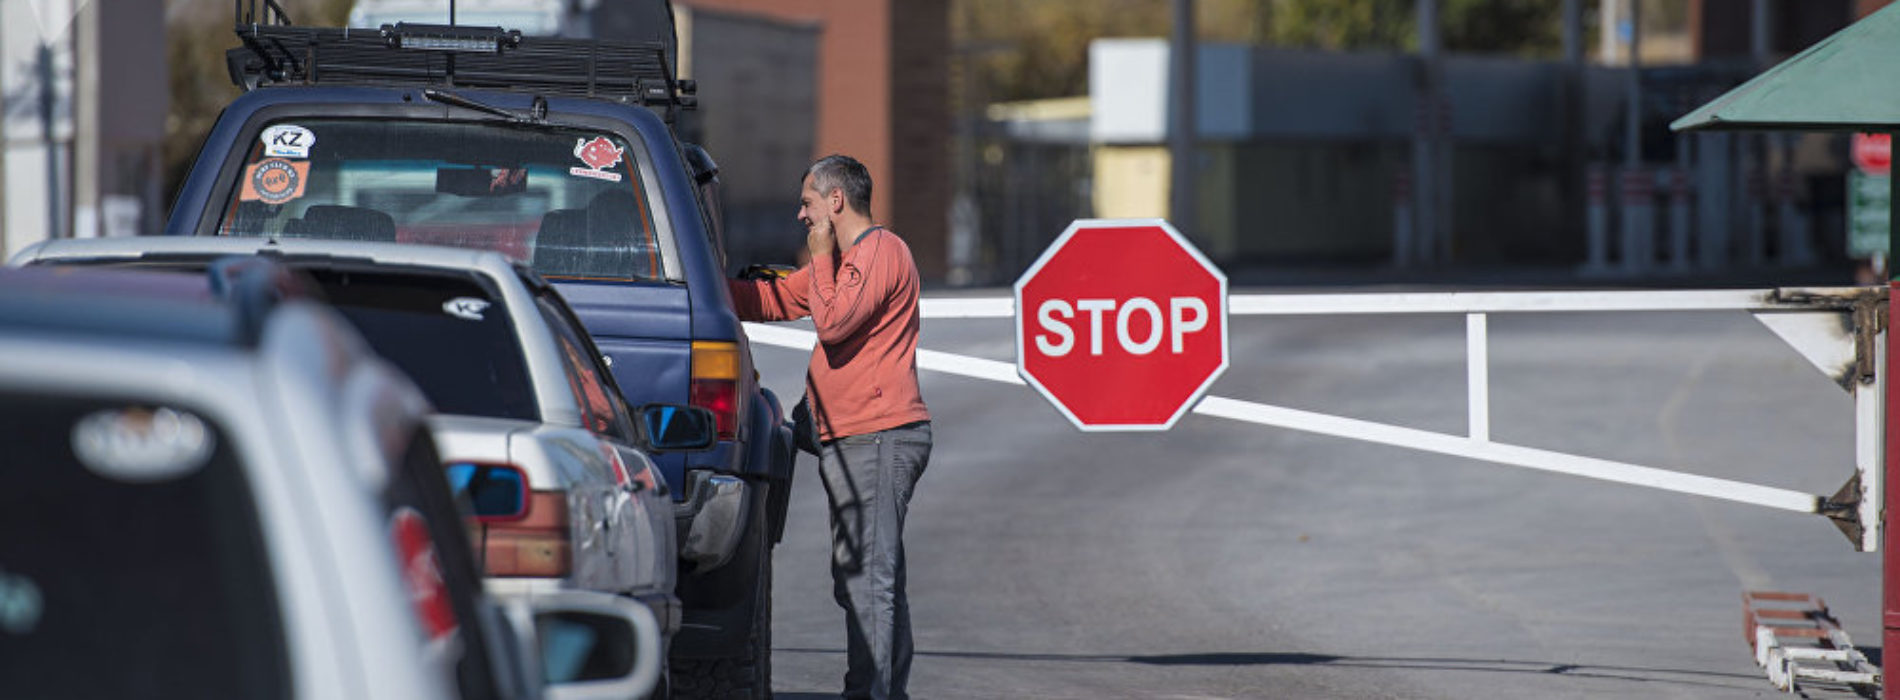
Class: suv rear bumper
673,469,750,572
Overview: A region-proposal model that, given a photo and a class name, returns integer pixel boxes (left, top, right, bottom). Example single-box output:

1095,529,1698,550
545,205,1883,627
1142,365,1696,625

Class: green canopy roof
1673,3,1900,132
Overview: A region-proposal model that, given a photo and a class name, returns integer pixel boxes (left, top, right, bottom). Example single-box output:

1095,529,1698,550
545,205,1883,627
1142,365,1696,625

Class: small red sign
1853,133,1891,176
570,136,625,182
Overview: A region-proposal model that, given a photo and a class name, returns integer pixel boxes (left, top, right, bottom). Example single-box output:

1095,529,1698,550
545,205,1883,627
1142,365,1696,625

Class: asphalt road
754,290,1877,699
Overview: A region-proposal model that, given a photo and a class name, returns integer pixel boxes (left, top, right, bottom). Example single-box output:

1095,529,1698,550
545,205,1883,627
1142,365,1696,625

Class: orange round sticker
241,158,310,204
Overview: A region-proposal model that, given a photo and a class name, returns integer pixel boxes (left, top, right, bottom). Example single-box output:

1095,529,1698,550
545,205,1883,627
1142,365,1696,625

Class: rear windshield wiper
422,88,546,123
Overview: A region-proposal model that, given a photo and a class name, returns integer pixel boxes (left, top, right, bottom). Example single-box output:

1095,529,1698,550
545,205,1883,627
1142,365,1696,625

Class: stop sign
1854,133,1891,176
1014,219,1229,431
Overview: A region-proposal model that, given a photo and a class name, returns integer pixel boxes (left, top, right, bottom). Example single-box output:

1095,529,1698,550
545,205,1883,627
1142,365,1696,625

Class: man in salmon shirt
727,154,931,700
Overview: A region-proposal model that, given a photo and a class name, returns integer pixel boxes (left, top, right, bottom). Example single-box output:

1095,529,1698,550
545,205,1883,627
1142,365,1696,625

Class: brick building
677,0,951,280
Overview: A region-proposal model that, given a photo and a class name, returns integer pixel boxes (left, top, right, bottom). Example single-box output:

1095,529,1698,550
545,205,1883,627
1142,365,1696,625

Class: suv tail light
479,490,571,578
690,341,739,440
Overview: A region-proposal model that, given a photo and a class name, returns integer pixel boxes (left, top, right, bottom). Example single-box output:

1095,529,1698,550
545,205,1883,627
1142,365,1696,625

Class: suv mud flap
747,388,795,544
673,480,773,657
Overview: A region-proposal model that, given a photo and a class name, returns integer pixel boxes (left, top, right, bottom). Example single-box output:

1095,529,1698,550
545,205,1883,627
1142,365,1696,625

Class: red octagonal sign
1015,219,1228,431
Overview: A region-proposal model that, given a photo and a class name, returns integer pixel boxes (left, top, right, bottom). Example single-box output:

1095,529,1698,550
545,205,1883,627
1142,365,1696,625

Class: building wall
2,0,77,257
889,0,950,279
677,0,950,280
677,8,819,269
1093,146,1170,223
79,0,167,239
0,0,166,258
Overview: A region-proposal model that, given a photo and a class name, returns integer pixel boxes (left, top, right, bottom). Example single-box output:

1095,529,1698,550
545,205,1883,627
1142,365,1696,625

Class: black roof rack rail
236,0,293,27
228,4,696,123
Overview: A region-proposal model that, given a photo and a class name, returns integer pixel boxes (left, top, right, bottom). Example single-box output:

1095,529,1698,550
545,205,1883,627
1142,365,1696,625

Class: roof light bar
381,23,522,54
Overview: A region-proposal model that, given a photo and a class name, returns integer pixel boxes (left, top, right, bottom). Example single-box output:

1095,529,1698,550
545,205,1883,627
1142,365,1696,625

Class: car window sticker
70,407,215,482
442,297,491,321
239,158,311,205
569,136,625,183
260,124,316,159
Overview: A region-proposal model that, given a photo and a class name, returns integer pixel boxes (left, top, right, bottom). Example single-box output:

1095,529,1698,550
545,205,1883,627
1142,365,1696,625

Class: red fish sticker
570,136,625,182
240,158,310,204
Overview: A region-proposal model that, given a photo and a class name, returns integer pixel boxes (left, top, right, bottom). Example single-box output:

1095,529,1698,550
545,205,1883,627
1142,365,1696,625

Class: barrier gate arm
748,286,1887,551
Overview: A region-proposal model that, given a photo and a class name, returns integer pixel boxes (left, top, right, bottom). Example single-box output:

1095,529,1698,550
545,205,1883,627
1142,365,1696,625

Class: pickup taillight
479,491,570,578
691,340,739,440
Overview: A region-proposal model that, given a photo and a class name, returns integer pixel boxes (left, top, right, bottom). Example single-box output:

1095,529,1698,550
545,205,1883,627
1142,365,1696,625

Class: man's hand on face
806,213,837,260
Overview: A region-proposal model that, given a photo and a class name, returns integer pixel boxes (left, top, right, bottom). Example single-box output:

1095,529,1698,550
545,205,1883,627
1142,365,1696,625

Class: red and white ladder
1744,591,1879,694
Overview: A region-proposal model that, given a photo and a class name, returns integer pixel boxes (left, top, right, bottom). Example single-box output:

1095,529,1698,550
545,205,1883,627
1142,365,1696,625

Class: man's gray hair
806,154,873,216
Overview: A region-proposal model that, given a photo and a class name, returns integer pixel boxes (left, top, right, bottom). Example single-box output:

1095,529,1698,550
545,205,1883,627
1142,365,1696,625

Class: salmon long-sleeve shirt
728,227,930,441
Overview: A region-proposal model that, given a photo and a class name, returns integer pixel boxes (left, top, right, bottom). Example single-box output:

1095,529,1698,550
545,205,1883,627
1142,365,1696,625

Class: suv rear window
216,119,663,281
0,392,288,698
309,268,540,421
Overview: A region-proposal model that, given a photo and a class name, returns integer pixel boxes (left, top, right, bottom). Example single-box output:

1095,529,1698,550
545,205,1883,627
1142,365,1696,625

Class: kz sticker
443,297,491,321
261,124,316,159
240,158,310,204
570,136,625,182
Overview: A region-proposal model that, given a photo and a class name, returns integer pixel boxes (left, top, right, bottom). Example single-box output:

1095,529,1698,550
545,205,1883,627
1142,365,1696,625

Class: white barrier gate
746,287,1886,552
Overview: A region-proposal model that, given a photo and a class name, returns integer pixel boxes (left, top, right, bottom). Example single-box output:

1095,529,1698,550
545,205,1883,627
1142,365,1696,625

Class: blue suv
164,5,794,696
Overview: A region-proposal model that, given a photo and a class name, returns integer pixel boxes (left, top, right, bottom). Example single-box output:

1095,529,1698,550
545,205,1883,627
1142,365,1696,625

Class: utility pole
1168,0,1196,241
1562,0,1584,255
39,42,62,241
1624,0,1641,177
1413,0,1441,264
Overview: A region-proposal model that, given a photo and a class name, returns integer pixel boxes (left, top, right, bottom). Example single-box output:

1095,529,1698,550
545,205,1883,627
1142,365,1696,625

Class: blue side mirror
445,462,529,521
636,404,717,452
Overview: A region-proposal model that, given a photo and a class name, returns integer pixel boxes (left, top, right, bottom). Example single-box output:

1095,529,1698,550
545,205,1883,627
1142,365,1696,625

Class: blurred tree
1259,0,1565,55
954,0,1168,104
1443,0,1566,57
163,0,353,209
1261,0,1412,51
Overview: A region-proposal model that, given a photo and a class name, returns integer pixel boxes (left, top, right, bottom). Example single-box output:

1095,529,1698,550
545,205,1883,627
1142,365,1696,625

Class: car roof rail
228,1,696,123
0,256,315,349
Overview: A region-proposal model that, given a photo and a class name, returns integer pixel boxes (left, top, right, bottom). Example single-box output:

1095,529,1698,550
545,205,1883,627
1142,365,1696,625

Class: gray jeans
818,421,931,700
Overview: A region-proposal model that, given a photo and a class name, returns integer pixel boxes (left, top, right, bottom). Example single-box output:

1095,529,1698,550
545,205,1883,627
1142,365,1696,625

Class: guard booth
1674,4,1900,695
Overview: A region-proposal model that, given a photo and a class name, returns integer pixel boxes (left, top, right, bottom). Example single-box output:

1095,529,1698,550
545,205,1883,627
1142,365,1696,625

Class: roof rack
228,1,697,123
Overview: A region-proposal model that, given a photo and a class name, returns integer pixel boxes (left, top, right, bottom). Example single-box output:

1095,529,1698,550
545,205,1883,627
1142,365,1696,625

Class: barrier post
1775,169,1814,266
1620,168,1654,274
1668,167,1692,271
1747,169,1768,266
1885,133,1899,700
1393,171,1414,267
1586,166,1610,271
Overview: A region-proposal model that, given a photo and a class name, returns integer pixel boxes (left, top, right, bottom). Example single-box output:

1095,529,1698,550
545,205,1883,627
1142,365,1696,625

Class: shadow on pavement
776,647,1766,692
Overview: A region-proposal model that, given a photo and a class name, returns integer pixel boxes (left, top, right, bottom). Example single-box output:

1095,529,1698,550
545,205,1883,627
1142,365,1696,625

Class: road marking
745,322,1023,385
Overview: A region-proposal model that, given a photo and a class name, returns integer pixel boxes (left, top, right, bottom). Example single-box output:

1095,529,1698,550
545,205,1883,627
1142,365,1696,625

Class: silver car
0,262,661,699
14,237,709,644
